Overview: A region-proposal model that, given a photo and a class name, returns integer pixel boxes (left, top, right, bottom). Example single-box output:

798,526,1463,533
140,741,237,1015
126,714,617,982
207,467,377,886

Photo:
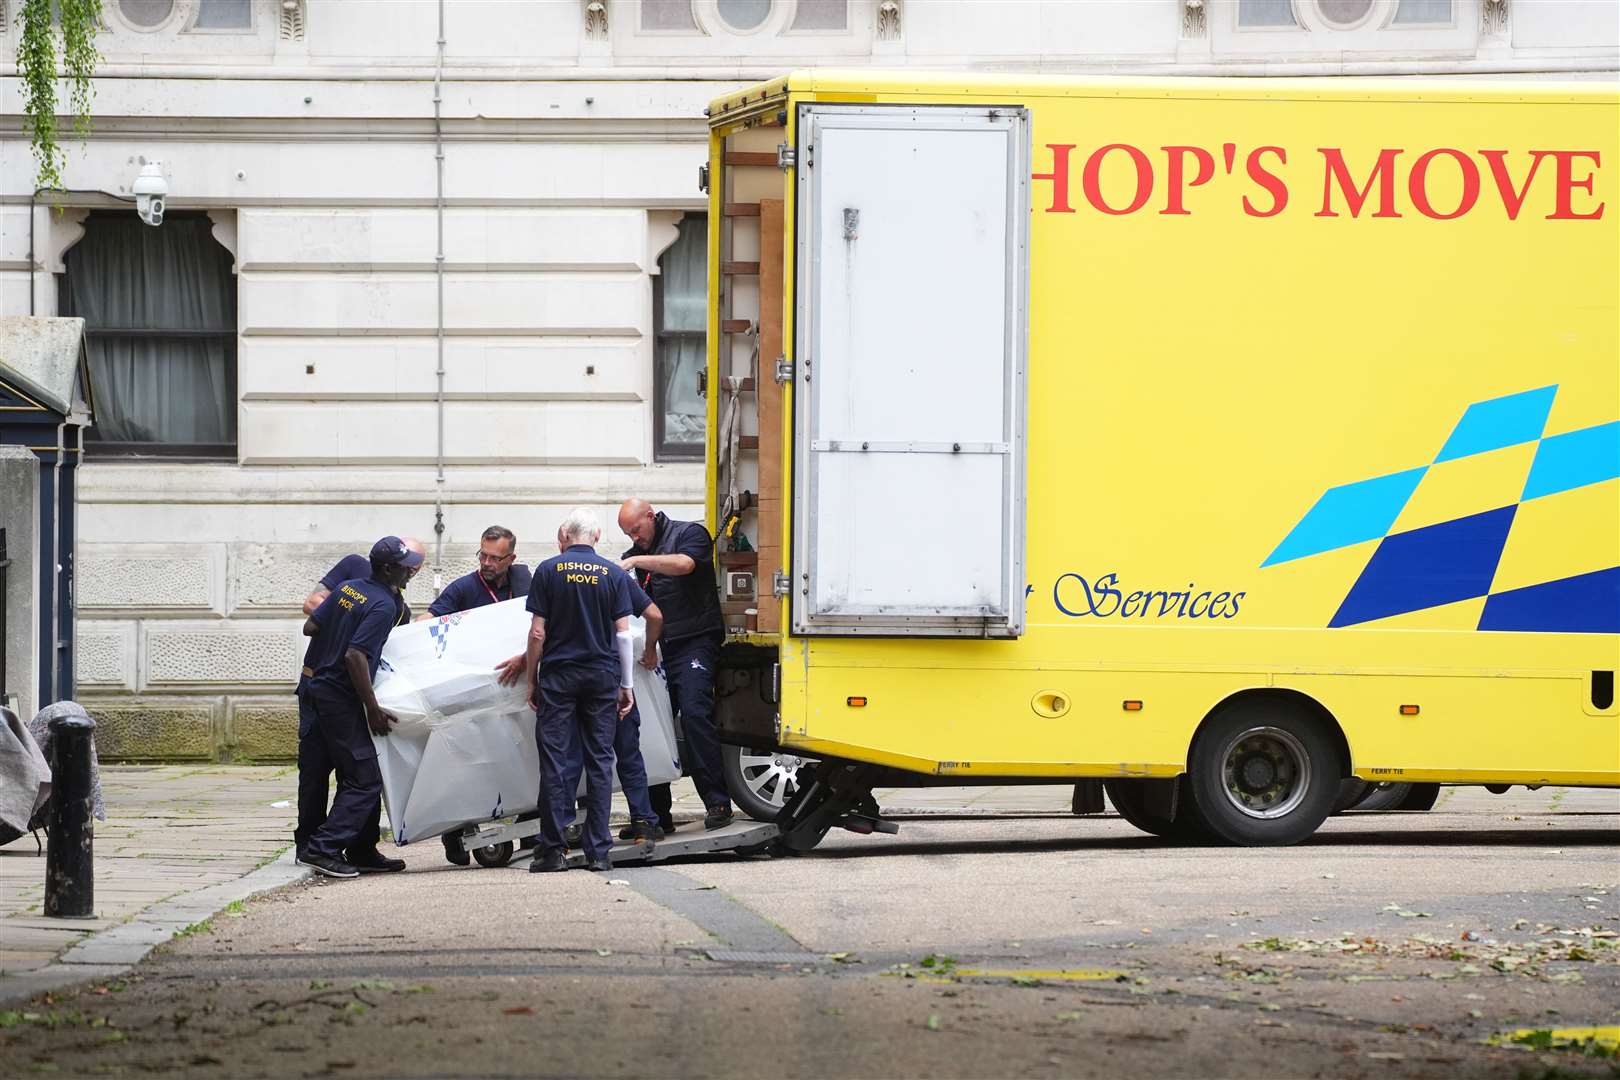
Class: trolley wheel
472,840,514,868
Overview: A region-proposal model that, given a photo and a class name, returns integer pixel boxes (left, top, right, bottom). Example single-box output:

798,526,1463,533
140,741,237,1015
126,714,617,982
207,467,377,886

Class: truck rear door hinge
777,143,796,169
697,162,710,194
771,570,791,598
773,356,792,384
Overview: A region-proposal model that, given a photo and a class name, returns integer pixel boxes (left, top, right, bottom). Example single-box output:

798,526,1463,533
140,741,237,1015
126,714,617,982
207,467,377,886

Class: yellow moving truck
701,72,1619,848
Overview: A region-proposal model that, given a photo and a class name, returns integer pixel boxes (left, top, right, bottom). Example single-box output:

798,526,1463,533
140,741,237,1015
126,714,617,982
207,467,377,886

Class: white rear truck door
791,104,1029,637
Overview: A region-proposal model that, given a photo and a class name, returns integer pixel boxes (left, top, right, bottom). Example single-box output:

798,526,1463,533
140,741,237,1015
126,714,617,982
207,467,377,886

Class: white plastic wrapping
371,597,680,845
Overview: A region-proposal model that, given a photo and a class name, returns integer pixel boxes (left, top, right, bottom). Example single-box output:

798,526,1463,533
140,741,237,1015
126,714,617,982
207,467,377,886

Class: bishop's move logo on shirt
556,560,605,585
335,584,370,612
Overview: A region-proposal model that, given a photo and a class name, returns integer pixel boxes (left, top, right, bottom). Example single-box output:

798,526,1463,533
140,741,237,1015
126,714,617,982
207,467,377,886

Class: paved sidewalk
0,765,301,1003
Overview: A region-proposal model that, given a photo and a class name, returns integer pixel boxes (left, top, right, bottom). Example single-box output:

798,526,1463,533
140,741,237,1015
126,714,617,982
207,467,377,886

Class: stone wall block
77,544,224,615
231,544,365,614
228,696,300,762
143,622,303,689
74,622,137,691
229,544,436,615
83,697,221,761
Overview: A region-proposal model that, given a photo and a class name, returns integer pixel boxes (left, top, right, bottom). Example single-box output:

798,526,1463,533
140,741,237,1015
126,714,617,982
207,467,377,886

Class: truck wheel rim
1220,727,1311,820
739,751,804,809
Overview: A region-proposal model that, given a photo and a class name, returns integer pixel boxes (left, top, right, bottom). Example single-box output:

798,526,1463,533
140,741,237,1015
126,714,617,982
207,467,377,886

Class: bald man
617,498,733,832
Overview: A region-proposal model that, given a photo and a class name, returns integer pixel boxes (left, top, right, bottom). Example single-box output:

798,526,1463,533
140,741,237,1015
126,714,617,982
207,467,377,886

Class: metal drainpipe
431,0,447,588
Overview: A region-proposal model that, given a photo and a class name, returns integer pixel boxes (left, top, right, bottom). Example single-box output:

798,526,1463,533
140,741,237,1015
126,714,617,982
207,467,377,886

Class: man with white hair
522,507,637,873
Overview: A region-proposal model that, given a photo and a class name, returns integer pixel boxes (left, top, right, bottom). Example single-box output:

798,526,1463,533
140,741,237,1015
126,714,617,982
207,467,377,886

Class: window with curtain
60,212,238,457
654,214,707,462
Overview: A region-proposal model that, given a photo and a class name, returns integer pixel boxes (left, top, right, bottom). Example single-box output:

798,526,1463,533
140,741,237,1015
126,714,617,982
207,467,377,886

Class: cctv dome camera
132,161,168,227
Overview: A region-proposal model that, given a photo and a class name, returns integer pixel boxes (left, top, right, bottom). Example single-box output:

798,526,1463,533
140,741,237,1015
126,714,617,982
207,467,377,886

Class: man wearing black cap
294,536,422,879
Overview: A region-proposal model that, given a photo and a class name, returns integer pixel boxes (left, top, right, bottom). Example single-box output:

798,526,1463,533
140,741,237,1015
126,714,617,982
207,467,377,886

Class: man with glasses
418,524,533,864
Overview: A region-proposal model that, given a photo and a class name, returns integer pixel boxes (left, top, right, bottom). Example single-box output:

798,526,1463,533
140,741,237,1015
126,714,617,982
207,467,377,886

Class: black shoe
704,804,735,831
300,852,359,879
617,820,663,844
442,834,470,866
564,823,584,849
584,853,613,872
659,817,678,835
529,849,568,874
347,849,406,874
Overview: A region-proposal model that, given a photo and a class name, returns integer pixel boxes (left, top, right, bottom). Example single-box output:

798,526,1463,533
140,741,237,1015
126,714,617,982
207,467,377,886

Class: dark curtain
63,213,236,447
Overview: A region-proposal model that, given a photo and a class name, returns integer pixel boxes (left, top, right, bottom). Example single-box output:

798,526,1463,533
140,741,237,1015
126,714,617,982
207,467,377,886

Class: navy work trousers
649,635,729,815
614,702,658,824
296,693,384,862
536,664,618,861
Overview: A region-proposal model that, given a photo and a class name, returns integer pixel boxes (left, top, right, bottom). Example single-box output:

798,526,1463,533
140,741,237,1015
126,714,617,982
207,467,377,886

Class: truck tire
1185,703,1341,846
1349,781,1440,812
1394,782,1440,811
724,743,816,823
1349,781,1411,812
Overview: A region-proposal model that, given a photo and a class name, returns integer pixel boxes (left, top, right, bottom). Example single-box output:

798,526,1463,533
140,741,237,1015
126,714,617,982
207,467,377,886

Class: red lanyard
480,576,506,605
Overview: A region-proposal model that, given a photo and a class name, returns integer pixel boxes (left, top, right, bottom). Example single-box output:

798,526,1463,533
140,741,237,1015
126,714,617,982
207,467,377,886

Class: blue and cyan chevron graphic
1262,386,1620,634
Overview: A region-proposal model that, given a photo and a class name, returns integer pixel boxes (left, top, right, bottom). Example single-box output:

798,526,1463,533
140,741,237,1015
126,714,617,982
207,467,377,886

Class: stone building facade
1,1,1615,759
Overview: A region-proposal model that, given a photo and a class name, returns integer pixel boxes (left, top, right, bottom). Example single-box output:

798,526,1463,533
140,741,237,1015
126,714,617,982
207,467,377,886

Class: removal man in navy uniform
617,498,733,832
524,509,637,873
294,536,422,878
423,525,532,620
296,535,423,863
419,524,535,866
304,536,426,622
551,522,667,850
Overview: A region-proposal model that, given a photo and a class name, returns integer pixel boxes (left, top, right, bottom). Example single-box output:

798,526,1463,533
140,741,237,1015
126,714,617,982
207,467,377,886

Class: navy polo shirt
622,512,722,645
301,575,400,709
428,564,534,617
322,554,411,625
526,545,632,676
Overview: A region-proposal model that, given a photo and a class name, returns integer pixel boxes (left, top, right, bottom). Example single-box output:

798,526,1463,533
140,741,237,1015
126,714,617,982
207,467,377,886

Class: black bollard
44,707,97,919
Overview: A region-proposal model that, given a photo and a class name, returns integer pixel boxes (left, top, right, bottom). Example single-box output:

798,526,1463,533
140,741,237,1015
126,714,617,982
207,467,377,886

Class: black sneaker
584,853,613,872
347,849,406,874
300,852,359,879
617,820,663,844
704,804,735,831
659,817,678,835
564,823,584,849
529,849,568,874
442,834,470,867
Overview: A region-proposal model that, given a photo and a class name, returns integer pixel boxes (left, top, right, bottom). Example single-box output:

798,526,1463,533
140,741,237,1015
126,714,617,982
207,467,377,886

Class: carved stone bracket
207,210,239,274
584,0,608,41
279,0,306,42
877,0,901,42
1181,0,1206,40
1482,0,1509,39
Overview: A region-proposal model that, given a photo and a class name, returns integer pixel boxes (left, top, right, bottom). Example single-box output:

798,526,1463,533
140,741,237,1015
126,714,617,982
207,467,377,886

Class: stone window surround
99,0,259,35
639,0,849,38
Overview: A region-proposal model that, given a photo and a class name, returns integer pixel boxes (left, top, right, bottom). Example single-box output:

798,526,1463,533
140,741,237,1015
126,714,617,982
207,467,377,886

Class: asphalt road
3,786,1617,1079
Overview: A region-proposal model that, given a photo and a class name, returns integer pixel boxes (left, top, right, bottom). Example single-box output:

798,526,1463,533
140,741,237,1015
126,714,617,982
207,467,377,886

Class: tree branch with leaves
15,0,103,192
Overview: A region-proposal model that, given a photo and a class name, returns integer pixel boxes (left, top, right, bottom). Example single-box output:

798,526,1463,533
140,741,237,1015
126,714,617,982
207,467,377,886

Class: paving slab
0,764,303,1002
